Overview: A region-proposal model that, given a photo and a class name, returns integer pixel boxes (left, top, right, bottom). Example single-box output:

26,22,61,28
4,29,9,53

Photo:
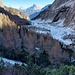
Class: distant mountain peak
33,4,39,7
33,4,41,8
26,4,41,11
19,4,41,18
19,4,50,19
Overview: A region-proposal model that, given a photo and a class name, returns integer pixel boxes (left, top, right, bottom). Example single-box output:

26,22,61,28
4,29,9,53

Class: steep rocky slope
33,0,75,28
32,0,75,51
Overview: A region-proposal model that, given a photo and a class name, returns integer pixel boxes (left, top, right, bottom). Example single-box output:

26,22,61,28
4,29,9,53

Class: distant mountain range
19,4,41,19
19,4,49,19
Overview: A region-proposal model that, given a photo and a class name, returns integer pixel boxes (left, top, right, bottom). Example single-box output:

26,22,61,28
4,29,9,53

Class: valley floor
29,19,75,46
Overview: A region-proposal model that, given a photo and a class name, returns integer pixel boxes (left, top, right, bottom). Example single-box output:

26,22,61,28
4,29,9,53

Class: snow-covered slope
0,57,27,66
31,0,75,50
33,0,75,29
30,19,75,48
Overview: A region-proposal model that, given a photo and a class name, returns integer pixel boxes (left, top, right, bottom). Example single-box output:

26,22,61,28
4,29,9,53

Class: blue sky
2,0,54,9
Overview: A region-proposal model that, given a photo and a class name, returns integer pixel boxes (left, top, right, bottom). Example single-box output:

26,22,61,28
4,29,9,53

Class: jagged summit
27,4,41,10
19,4,41,15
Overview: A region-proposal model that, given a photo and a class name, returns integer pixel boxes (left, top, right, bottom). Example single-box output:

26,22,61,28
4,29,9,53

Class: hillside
31,0,75,51
33,0,75,28
6,7,30,20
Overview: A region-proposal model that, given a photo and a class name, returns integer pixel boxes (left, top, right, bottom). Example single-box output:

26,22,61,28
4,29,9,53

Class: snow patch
0,57,27,66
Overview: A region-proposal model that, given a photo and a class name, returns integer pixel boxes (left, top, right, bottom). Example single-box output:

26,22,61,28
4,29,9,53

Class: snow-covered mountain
19,4,50,19
30,4,50,19
31,0,75,51
19,4,41,19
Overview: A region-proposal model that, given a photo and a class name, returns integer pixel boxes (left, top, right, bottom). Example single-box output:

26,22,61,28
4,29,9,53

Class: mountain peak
19,4,41,17
33,4,40,9
33,4,38,6
26,4,41,11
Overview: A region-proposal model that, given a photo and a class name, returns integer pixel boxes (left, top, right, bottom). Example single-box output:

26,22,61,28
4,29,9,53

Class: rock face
33,0,75,28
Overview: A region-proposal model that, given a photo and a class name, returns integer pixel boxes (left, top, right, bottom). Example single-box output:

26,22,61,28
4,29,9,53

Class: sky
2,0,54,9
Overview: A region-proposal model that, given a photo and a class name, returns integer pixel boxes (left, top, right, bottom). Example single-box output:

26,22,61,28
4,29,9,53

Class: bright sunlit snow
0,57,27,66
31,19,75,45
